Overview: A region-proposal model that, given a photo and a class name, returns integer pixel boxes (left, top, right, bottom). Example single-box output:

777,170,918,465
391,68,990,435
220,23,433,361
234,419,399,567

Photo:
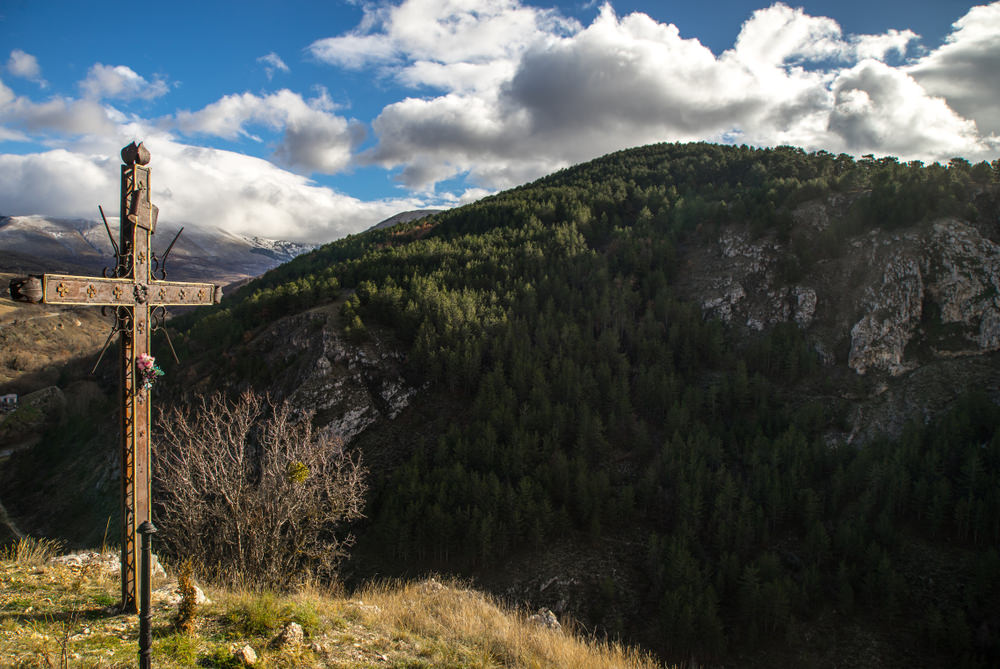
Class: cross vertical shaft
119,158,154,613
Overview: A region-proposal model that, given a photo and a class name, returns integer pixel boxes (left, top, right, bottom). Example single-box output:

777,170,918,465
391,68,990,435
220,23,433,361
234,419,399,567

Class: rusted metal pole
138,520,157,668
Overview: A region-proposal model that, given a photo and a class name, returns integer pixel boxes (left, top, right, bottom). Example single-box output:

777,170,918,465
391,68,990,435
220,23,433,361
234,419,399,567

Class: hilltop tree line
168,143,1000,665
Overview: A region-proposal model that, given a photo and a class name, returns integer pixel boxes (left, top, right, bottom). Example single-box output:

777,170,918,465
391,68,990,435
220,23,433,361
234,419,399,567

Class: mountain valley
3,142,1000,667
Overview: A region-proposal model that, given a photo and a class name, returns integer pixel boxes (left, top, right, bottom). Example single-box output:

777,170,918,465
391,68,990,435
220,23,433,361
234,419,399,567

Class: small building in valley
0,394,17,412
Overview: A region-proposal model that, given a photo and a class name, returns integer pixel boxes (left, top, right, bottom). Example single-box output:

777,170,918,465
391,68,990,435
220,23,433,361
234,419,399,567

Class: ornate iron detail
150,305,166,331
134,284,148,304
8,276,43,303
153,227,184,281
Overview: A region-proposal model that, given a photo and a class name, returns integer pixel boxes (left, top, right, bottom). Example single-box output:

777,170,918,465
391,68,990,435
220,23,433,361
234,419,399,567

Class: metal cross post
9,142,221,613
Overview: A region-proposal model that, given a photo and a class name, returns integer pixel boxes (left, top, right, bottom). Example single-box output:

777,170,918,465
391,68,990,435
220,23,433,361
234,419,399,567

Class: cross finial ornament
9,142,222,613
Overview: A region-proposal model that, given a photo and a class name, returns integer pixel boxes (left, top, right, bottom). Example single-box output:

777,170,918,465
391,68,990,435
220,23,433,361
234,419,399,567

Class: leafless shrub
153,390,367,589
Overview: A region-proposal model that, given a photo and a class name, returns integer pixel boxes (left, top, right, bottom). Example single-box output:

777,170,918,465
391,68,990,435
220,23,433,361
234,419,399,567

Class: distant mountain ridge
0,215,316,285
366,209,445,232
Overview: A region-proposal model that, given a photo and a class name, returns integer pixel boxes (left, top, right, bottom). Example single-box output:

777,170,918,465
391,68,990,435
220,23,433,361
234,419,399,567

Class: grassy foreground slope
0,539,660,668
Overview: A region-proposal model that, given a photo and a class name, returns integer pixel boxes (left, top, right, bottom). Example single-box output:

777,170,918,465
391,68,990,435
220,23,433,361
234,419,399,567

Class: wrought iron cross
9,142,221,612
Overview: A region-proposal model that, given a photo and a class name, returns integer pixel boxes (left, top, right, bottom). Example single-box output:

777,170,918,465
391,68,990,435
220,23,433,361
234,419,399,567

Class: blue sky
1,1,997,242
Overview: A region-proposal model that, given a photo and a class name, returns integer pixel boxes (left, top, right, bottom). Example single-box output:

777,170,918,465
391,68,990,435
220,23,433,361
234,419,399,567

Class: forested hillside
145,143,1000,665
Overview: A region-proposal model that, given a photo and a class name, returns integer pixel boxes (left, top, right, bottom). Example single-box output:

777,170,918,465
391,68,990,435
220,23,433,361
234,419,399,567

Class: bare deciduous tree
153,391,366,588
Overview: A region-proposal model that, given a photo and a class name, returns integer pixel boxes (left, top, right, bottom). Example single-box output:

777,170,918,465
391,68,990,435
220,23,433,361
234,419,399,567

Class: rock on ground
528,608,561,631
271,621,304,648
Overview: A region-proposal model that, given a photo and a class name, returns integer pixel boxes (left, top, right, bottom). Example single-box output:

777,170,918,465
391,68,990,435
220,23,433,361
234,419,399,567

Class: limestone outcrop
680,195,1000,441
228,301,416,444
692,204,1000,378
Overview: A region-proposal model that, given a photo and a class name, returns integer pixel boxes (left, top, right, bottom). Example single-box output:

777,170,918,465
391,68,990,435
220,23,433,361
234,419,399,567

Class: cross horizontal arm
148,280,222,306
36,274,138,306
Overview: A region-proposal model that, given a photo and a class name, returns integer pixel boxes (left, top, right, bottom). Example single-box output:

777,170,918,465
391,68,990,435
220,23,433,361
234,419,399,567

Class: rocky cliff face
682,195,1000,440
279,308,417,444
182,299,417,445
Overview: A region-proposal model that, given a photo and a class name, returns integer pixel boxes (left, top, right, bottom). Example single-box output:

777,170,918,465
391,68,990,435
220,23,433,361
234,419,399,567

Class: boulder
271,621,304,649
231,644,257,666
153,581,211,607
528,608,561,631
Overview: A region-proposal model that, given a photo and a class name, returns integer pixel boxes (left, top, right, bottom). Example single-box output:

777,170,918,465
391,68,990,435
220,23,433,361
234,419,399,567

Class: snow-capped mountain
0,215,316,286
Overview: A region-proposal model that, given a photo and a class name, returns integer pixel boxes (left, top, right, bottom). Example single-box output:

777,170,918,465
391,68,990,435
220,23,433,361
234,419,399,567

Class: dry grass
0,546,664,668
354,578,662,669
1,536,64,565
0,545,125,666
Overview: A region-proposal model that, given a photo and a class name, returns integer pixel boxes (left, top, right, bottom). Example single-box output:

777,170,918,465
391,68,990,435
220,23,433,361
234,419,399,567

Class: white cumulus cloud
909,2,1000,136
7,49,47,88
79,64,169,101
257,52,290,80
828,59,985,159
0,85,119,138
175,89,364,174
308,0,578,92
0,149,118,218
0,140,426,242
0,82,422,241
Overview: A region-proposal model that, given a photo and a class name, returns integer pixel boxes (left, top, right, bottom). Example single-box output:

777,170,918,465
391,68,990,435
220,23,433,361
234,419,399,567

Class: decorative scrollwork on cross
150,305,166,332
87,285,98,298
134,284,148,304
57,282,69,297
114,285,124,300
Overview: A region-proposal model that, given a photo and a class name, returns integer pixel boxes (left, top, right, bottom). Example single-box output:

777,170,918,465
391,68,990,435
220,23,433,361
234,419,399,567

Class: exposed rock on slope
691,206,1000,377
847,237,925,376
183,299,416,445
928,219,1000,349
169,197,1000,450
682,196,1000,440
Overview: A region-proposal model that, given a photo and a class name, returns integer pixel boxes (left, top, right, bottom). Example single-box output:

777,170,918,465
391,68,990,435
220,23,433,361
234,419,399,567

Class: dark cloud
274,117,366,174
909,3,1000,135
